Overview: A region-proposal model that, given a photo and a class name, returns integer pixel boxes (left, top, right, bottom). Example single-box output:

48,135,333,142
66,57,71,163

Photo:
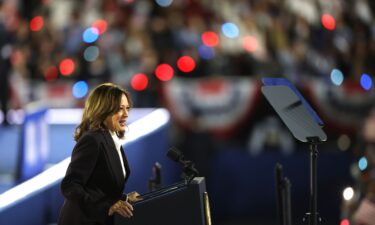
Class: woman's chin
118,126,126,132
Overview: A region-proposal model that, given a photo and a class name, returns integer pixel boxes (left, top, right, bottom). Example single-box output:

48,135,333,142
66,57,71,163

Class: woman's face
104,93,130,132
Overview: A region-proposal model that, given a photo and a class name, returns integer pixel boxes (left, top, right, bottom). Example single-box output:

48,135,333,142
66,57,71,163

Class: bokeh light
358,157,368,171
29,16,44,32
330,69,344,86
343,187,354,201
43,66,58,81
155,64,174,81
201,31,219,47
1,44,12,60
177,56,196,73
198,45,215,60
59,58,75,76
83,27,99,44
221,22,240,39
337,134,351,151
360,73,372,91
322,14,336,30
72,81,89,99
131,73,149,91
340,219,350,225
83,46,100,62
155,0,173,7
91,19,108,35
242,35,258,52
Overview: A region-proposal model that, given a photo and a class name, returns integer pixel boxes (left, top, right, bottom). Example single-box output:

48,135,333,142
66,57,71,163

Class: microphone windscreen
167,147,183,162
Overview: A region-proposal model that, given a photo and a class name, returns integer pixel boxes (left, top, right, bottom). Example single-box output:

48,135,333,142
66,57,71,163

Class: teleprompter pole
305,137,321,225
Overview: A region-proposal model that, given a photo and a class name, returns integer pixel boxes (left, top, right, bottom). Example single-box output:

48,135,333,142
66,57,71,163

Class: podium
115,177,210,225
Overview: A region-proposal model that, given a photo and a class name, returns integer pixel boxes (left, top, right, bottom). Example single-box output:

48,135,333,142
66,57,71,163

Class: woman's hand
108,200,133,218
127,191,142,203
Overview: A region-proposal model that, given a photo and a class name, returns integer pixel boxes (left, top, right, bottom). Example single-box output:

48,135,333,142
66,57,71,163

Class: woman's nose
122,109,128,116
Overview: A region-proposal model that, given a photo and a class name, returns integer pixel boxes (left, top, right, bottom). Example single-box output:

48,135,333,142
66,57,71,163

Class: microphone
167,147,184,162
167,147,199,182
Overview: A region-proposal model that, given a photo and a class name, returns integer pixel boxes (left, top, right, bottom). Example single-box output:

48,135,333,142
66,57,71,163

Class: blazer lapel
120,146,131,182
102,131,125,188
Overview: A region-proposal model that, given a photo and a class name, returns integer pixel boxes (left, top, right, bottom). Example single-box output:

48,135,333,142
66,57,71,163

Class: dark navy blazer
58,130,130,225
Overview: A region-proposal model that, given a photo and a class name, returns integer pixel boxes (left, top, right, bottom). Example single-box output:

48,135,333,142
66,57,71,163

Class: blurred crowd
340,109,375,225
0,0,375,111
1,0,375,223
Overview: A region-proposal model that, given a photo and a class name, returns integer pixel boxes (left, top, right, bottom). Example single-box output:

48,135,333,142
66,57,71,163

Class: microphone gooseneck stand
167,147,199,184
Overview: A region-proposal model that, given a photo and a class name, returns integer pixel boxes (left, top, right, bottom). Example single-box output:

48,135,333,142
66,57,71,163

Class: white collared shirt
109,130,126,178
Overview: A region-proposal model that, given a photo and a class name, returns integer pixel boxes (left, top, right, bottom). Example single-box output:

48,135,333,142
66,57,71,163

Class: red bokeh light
201,31,219,47
242,35,258,52
92,19,108,35
44,66,58,81
30,16,44,32
155,64,174,81
340,219,349,225
322,14,336,30
131,73,149,91
177,56,196,73
59,58,75,76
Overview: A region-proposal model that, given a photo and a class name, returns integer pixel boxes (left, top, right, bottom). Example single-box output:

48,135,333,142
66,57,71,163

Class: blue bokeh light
221,22,239,39
360,73,372,91
330,69,344,86
198,45,215,60
72,81,89,99
155,0,173,7
82,27,99,44
358,156,368,171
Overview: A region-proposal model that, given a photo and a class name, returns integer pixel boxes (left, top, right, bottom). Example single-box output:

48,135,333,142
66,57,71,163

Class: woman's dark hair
74,83,132,141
